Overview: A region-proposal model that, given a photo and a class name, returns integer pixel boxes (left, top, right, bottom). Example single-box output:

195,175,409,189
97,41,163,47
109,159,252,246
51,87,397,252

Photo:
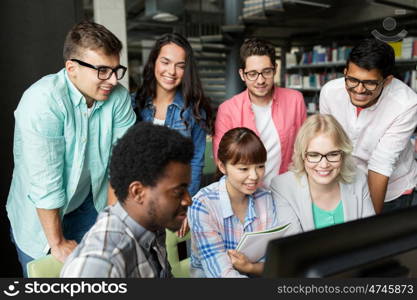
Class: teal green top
6,69,136,258
312,200,345,229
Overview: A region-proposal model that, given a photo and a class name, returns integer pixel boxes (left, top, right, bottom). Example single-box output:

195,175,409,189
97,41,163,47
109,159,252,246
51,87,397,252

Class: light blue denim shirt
136,91,206,196
7,69,136,258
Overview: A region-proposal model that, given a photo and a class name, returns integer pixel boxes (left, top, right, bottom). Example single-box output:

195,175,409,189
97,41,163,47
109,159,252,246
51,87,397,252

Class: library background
2,0,417,277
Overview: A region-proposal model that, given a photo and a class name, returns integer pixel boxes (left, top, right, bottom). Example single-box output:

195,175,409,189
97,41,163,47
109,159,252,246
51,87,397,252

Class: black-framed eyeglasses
244,67,275,81
305,150,343,163
70,58,127,80
344,76,385,92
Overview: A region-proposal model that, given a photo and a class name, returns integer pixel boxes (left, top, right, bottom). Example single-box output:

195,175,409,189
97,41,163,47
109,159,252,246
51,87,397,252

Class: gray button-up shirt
61,202,171,278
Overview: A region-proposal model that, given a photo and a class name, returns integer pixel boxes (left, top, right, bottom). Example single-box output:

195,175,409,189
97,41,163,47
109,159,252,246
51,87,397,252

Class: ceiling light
152,12,178,22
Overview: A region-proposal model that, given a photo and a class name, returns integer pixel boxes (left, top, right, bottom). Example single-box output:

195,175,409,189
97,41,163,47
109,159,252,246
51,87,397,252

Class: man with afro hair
61,123,193,277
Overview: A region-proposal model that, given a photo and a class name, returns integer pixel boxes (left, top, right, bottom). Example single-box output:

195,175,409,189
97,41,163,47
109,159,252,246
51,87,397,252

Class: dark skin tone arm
368,170,389,214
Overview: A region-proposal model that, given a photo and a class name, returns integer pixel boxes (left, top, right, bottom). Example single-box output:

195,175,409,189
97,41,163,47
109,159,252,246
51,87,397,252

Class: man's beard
147,197,185,232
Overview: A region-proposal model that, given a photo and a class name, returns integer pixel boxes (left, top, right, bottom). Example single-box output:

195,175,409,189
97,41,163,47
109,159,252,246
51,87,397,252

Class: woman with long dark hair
134,33,213,200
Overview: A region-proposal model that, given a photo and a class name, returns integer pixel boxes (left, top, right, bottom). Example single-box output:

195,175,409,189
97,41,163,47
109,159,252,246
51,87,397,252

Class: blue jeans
10,232,34,278
61,191,98,242
11,191,98,277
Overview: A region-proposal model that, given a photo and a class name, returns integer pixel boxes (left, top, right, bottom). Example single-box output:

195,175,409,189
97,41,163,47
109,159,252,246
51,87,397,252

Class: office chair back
27,254,63,278
165,229,191,278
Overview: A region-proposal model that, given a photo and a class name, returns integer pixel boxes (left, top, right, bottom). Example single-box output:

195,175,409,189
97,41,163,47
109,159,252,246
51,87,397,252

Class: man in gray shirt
61,123,193,277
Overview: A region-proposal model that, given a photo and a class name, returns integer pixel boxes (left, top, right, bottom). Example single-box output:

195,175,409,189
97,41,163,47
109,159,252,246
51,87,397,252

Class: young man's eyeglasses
305,150,343,163
345,76,385,92
244,67,275,81
71,59,127,80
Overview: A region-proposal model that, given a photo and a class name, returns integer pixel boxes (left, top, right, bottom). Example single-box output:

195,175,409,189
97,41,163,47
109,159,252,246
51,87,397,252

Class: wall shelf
287,86,320,92
287,58,417,70
287,61,346,69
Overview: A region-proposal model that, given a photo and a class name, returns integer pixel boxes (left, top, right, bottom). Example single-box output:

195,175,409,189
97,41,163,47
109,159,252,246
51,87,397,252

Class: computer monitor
263,205,417,278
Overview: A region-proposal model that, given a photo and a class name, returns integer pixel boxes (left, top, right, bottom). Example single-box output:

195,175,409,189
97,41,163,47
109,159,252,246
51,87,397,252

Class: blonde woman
271,114,375,235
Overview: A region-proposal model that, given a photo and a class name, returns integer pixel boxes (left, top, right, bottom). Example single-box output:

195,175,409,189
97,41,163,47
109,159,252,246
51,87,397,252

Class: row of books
285,72,343,89
286,46,353,67
287,39,417,66
400,69,417,92
286,70,417,94
304,96,319,114
388,37,417,59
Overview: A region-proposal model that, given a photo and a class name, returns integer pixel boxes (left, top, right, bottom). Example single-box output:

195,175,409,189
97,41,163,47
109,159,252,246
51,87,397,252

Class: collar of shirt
110,201,157,250
218,176,257,223
144,90,184,110
63,69,104,110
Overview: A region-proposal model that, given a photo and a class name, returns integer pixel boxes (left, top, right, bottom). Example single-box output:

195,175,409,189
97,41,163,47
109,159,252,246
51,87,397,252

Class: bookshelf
285,44,351,89
288,87,320,92
284,45,349,114
284,40,417,114
396,58,417,64
388,38,417,92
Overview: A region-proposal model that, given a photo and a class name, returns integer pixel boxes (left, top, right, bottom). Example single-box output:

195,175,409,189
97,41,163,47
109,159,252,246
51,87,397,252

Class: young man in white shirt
320,38,417,214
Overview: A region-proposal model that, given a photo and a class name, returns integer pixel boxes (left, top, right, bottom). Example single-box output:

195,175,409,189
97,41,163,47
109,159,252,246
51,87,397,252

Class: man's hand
176,217,189,238
227,250,264,276
50,239,77,263
37,208,77,263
